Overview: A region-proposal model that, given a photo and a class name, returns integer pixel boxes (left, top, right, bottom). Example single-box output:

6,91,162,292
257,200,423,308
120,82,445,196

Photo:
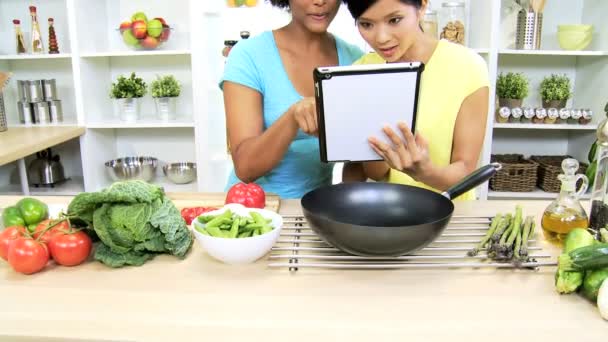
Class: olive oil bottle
541,158,589,244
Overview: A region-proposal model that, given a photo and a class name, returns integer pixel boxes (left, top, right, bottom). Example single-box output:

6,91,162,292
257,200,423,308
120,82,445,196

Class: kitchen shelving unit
0,0,606,200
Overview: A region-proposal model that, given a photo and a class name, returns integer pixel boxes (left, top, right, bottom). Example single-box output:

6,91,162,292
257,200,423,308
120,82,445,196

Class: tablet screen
315,63,423,163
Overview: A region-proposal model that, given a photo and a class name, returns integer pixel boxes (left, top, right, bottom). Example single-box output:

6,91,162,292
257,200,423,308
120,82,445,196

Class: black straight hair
344,0,423,19
268,0,290,9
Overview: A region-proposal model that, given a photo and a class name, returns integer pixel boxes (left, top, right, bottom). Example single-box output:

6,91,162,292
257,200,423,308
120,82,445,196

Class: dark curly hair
344,0,422,19
268,0,290,9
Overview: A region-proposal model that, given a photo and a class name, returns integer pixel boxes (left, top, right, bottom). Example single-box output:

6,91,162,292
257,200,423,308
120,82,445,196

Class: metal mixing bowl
163,162,197,184
105,156,158,182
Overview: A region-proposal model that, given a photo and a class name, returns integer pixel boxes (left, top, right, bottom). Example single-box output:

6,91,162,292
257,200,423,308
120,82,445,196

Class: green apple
122,29,139,46
147,19,163,38
131,11,147,23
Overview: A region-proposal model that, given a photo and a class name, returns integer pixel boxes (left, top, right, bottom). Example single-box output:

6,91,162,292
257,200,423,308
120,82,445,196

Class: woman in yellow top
343,0,490,200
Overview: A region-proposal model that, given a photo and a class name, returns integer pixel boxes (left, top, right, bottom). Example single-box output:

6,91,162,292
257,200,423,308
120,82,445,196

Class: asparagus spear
467,213,502,257
500,205,523,259
491,213,512,243
519,216,535,259
514,216,533,261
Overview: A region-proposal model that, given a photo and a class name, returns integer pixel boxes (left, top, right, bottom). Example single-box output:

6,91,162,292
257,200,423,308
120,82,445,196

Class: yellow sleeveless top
354,40,489,201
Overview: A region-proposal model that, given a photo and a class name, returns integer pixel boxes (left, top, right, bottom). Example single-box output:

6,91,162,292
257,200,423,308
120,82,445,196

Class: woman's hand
368,121,431,181
290,97,319,136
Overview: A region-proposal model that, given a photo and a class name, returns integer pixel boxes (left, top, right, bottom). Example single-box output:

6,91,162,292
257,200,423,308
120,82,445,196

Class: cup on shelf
17,101,33,124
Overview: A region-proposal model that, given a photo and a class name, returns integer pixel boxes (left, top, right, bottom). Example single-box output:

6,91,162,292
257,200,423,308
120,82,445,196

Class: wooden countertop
0,195,606,341
0,126,85,166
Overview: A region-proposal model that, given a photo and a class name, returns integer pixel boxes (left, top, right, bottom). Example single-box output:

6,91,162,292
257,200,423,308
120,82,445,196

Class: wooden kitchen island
0,195,605,341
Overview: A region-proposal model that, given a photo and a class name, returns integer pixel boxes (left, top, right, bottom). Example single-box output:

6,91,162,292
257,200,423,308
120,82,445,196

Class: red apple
159,24,171,42
119,21,131,33
131,20,147,39
140,35,159,49
153,17,167,26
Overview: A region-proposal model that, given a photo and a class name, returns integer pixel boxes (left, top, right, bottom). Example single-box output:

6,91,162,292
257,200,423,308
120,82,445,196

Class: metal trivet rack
268,215,557,272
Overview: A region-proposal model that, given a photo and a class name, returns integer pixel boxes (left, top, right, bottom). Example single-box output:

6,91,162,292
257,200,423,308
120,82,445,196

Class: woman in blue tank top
220,0,364,199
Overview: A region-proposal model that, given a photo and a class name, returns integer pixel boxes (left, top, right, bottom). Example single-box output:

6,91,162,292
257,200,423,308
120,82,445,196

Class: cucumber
561,243,608,271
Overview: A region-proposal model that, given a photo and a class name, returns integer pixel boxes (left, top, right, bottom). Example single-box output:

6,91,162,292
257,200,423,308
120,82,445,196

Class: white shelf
488,189,592,200
79,50,191,58
0,53,72,60
87,118,195,129
493,123,598,130
0,177,85,196
474,48,490,54
499,49,608,56
8,121,80,128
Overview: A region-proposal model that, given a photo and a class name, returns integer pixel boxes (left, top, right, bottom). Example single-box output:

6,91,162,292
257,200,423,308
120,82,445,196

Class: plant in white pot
540,73,572,109
151,75,181,121
110,72,147,122
496,72,529,108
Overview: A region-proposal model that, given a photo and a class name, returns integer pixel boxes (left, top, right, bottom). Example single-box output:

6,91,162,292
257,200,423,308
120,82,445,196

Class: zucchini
560,243,608,272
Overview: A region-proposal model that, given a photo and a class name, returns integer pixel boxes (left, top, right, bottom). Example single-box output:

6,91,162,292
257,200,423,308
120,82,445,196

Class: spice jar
509,107,522,123
496,106,510,123
13,19,27,54
521,107,535,123
421,8,438,39
557,108,570,124
580,109,593,125
222,40,238,58
533,107,547,123
541,158,589,243
439,2,466,45
545,108,559,124
569,109,582,124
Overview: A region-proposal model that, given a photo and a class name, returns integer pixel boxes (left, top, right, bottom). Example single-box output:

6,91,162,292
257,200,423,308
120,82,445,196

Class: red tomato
225,182,266,209
180,207,217,225
48,230,92,266
7,237,49,274
33,219,69,245
0,226,27,261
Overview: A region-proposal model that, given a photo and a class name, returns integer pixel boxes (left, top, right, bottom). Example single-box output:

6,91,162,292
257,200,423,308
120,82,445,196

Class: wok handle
441,163,502,200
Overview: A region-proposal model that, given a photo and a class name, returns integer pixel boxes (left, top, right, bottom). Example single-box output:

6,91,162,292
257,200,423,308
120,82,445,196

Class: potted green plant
150,75,181,121
540,73,571,109
496,72,529,108
110,72,147,122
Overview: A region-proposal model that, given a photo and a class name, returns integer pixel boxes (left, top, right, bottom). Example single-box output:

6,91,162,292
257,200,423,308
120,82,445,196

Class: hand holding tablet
314,62,424,163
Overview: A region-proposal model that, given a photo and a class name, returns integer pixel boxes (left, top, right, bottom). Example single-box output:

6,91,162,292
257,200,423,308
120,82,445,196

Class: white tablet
314,62,424,163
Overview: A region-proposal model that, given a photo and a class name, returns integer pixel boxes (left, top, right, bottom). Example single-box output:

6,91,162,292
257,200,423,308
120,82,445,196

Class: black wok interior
301,182,454,227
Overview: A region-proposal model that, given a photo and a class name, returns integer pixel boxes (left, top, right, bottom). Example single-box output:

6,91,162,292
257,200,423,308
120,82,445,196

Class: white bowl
191,203,283,264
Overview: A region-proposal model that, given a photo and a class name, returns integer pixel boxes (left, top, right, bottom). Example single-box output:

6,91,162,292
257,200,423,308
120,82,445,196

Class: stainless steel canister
17,80,28,101
32,101,50,124
28,80,44,102
42,79,57,100
48,100,63,122
18,101,33,124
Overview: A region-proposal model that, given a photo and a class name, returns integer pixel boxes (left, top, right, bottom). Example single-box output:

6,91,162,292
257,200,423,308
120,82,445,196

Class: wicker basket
489,154,539,192
530,155,588,193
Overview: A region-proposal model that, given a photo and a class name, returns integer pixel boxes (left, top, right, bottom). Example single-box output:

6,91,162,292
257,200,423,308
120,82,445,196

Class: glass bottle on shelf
439,2,466,45
48,18,59,54
589,113,608,238
541,158,589,244
29,6,44,54
13,19,27,54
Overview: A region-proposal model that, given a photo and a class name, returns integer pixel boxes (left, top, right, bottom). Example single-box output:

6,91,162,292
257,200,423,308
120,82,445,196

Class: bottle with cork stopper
29,5,44,54
48,18,59,54
13,19,27,54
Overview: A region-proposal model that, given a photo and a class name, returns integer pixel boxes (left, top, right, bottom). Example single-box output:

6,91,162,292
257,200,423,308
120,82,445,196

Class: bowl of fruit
118,11,172,50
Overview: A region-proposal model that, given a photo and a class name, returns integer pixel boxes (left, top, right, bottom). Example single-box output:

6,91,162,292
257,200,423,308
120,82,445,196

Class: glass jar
569,109,583,124
545,108,559,124
558,108,570,124
533,107,547,123
509,107,522,123
421,8,438,39
580,109,593,125
439,2,466,45
521,107,535,123
496,106,510,123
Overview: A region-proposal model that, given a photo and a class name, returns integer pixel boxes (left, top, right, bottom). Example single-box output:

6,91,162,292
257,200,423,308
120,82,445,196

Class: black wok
300,163,501,257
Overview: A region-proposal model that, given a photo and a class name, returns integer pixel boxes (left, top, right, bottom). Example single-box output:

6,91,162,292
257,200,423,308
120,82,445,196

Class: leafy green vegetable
67,180,192,267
